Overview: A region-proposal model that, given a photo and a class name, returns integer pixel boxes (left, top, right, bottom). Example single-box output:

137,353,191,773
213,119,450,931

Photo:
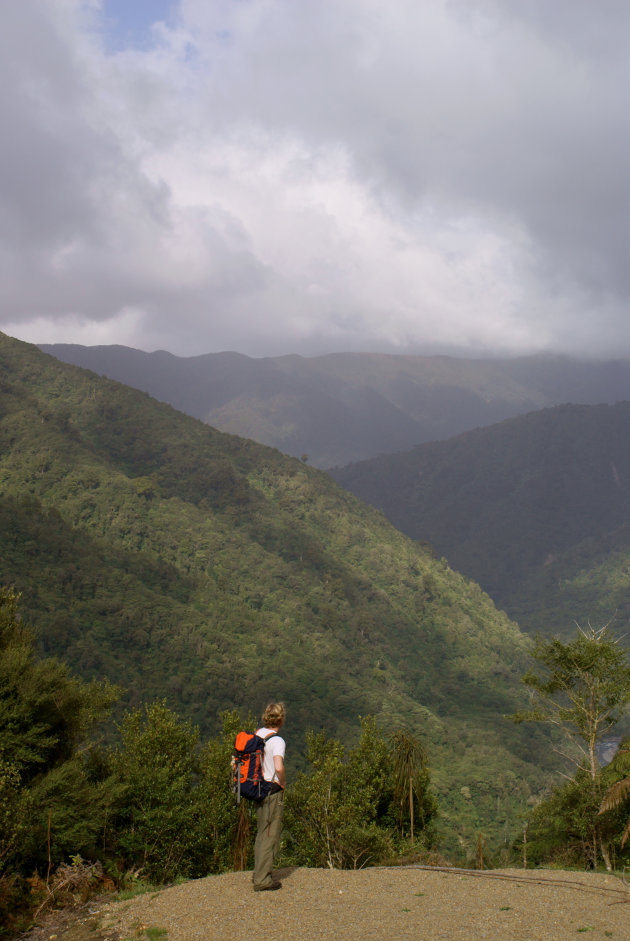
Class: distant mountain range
0,332,554,850
40,344,630,467
331,403,630,640
36,339,630,641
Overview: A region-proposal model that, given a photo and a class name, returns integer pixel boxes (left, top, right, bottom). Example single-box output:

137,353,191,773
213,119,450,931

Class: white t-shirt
256,727,286,783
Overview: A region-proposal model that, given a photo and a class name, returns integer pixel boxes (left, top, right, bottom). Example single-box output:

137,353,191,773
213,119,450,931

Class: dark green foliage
527,771,604,868
0,628,440,920
0,332,555,852
0,590,416,922
598,745,630,851
0,589,119,928
0,760,23,878
332,402,630,639
107,702,201,882
521,746,630,870
195,710,257,874
0,590,117,785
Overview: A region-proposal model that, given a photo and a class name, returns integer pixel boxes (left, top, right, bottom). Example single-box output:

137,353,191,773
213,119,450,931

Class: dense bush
0,586,440,930
0,588,118,930
519,744,630,871
284,718,437,868
106,701,202,882
6,583,630,937
510,626,630,871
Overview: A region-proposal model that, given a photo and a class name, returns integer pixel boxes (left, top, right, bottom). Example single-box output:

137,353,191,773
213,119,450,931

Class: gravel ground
99,867,630,940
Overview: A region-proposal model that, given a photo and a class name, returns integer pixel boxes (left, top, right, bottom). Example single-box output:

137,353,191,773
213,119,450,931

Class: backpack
232,730,278,803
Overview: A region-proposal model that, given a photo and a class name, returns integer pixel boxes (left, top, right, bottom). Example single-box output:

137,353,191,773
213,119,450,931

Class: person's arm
273,754,286,788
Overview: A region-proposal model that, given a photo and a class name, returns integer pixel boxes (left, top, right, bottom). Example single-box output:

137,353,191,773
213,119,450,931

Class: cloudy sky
1,0,628,358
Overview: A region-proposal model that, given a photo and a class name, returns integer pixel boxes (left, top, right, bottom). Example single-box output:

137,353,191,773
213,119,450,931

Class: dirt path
91,867,630,941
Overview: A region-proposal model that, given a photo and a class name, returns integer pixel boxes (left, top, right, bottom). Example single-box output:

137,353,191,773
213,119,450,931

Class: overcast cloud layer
1,0,629,357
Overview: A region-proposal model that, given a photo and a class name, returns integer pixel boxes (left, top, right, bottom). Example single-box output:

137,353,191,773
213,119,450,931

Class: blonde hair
262,702,285,729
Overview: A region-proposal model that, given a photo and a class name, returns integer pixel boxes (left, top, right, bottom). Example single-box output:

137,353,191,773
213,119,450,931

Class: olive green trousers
253,789,284,889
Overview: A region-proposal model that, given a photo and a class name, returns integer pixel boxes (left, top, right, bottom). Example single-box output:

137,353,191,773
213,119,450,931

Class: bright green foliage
512,626,630,779
285,718,436,868
144,929,168,941
108,701,202,882
511,626,630,869
285,730,390,868
194,709,257,874
0,333,555,851
523,769,604,868
522,745,630,869
599,744,630,850
392,730,436,844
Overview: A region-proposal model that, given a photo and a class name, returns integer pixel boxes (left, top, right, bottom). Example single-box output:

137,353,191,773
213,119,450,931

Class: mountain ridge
41,343,630,467
1,331,553,847
331,401,630,639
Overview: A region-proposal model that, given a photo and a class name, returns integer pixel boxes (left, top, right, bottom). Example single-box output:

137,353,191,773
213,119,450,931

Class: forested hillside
332,403,630,639
41,344,630,467
0,332,553,847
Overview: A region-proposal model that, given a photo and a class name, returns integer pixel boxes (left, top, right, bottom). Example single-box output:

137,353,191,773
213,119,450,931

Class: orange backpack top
232,730,278,803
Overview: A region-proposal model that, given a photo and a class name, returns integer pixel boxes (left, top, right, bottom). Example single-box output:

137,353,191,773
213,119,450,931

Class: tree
391,730,435,845
512,623,630,868
285,718,437,868
521,769,603,869
0,588,118,872
108,701,201,882
513,625,630,778
285,720,394,869
599,745,630,850
195,709,256,874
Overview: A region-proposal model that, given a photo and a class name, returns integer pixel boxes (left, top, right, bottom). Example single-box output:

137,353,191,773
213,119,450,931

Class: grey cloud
183,0,629,321
1,0,629,357
0,1,272,344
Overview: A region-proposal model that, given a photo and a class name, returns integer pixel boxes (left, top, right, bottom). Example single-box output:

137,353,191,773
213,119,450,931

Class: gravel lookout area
85,866,630,941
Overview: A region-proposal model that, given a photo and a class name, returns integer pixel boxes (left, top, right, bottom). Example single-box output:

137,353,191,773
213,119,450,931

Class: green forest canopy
0,331,556,849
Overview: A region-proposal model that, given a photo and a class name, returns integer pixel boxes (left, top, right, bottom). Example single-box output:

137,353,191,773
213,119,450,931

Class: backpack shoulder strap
263,731,282,784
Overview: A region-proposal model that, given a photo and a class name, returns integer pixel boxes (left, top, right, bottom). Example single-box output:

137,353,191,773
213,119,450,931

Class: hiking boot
254,881,282,892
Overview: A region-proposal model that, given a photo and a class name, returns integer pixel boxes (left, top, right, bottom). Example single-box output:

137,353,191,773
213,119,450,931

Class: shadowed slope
2,332,553,845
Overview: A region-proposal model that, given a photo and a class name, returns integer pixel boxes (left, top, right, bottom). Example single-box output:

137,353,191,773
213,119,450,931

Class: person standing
253,702,286,892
